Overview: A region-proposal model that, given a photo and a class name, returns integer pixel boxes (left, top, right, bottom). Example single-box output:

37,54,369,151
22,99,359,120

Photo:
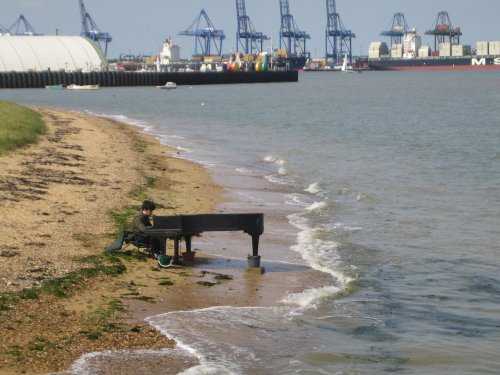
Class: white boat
341,54,354,73
156,82,177,90
67,84,99,90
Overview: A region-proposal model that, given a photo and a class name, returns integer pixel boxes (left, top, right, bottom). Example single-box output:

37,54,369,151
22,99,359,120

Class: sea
2,71,500,374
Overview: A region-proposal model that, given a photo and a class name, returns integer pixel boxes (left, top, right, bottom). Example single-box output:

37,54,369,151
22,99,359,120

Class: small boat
67,84,99,90
341,53,355,73
45,84,64,90
156,82,177,90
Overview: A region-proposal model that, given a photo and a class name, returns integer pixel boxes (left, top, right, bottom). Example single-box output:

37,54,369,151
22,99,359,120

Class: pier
0,71,298,89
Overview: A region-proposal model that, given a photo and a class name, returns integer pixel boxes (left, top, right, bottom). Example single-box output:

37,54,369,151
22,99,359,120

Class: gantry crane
425,11,462,52
236,0,268,54
380,13,410,46
279,0,310,57
179,9,225,56
8,15,41,35
78,0,112,56
325,0,355,66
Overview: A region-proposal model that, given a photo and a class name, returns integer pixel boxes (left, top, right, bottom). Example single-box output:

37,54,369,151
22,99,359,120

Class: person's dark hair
142,200,156,211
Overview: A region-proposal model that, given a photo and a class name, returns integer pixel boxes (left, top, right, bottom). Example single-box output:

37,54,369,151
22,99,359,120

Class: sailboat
341,53,354,73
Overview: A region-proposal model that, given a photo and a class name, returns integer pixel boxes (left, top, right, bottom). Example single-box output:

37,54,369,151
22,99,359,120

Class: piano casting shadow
143,213,264,265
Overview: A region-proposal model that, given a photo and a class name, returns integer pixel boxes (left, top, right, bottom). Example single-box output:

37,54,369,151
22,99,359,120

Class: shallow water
3,71,500,374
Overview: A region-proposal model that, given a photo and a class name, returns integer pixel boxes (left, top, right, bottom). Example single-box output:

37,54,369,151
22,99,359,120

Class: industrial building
0,34,107,72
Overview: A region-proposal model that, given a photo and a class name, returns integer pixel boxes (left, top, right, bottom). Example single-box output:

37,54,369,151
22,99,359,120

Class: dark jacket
130,211,152,232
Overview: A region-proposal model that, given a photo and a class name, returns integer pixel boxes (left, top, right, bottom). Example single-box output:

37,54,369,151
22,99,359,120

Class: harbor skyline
3,0,499,58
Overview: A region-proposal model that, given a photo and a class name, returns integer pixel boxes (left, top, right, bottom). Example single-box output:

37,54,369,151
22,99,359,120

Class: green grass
0,253,128,309
0,100,47,155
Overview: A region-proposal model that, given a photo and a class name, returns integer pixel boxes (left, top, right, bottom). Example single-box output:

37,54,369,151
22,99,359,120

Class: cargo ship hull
274,56,307,71
368,56,500,71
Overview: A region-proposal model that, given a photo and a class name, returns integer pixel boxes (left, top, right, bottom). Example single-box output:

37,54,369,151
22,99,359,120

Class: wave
287,214,353,289
280,285,342,308
305,201,329,212
305,182,325,195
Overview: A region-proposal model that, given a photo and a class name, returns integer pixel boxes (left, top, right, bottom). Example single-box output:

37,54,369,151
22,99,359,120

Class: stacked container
477,41,489,55
439,43,452,57
452,45,472,56
368,42,389,58
489,41,500,55
391,44,403,58
418,45,431,57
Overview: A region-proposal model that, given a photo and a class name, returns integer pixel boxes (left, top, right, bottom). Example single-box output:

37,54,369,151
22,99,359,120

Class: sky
2,0,499,59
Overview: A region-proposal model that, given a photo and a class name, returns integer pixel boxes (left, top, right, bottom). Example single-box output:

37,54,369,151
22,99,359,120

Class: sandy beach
0,107,331,375
0,107,224,374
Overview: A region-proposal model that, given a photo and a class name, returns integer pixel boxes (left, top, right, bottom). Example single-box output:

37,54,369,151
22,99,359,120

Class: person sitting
129,200,166,258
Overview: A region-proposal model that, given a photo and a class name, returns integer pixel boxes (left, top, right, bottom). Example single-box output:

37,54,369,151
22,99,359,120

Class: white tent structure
0,35,107,72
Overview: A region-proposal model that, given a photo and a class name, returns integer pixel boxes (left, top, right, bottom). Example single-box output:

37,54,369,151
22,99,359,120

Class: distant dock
0,71,298,89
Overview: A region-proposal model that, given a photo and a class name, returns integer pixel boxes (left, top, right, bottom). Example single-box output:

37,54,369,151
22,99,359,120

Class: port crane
380,13,410,45
78,0,112,56
279,0,310,57
325,0,355,66
8,15,41,36
236,0,268,54
179,9,225,56
425,11,462,53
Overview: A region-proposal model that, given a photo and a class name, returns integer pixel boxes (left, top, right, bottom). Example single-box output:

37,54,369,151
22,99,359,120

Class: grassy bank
0,100,47,155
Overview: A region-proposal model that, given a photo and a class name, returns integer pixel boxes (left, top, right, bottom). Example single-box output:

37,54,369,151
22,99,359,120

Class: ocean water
2,71,500,374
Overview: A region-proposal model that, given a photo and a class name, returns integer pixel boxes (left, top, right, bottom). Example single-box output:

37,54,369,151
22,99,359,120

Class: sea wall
0,71,298,89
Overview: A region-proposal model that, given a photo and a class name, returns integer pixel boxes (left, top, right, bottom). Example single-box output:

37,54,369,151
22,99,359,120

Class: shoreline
0,107,223,374
0,106,332,375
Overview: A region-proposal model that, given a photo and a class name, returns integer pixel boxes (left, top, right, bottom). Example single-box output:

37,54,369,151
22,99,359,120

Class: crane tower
325,0,356,66
279,0,310,57
236,0,268,54
78,0,112,57
8,15,41,36
425,11,462,52
179,10,225,56
380,13,410,46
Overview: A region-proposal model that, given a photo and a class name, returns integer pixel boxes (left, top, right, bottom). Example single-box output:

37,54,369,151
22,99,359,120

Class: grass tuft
0,101,47,155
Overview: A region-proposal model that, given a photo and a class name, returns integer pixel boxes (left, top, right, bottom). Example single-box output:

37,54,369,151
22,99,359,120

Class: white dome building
0,34,107,72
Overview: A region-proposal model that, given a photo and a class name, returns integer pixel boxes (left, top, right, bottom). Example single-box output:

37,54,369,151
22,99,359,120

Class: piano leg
251,234,260,257
173,237,181,264
184,235,192,252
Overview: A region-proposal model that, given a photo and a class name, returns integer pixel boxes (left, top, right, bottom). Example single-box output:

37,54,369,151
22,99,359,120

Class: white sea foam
285,194,308,207
305,182,324,195
88,112,152,130
287,214,352,288
278,166,288,175
178,364,238,375
265,174,289,185
235,167,254,175
280,285,341,308
306,201,328,212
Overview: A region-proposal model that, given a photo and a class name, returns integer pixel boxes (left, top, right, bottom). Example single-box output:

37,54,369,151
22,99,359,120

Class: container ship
367,27,500,71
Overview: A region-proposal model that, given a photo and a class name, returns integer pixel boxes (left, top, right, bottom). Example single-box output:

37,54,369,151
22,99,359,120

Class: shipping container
452,45,471,56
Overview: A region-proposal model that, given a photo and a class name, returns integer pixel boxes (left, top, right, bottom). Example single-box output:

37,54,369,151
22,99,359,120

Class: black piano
143,213,264,264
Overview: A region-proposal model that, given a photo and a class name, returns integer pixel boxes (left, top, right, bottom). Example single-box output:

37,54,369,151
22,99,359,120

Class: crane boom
77,0,112,57
325,0,355,66
235,0,267,54
279,0,310,57
179,9,225,56
8,14,41,36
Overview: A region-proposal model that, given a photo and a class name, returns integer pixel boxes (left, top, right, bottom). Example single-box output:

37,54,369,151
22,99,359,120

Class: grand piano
143,213,264,264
